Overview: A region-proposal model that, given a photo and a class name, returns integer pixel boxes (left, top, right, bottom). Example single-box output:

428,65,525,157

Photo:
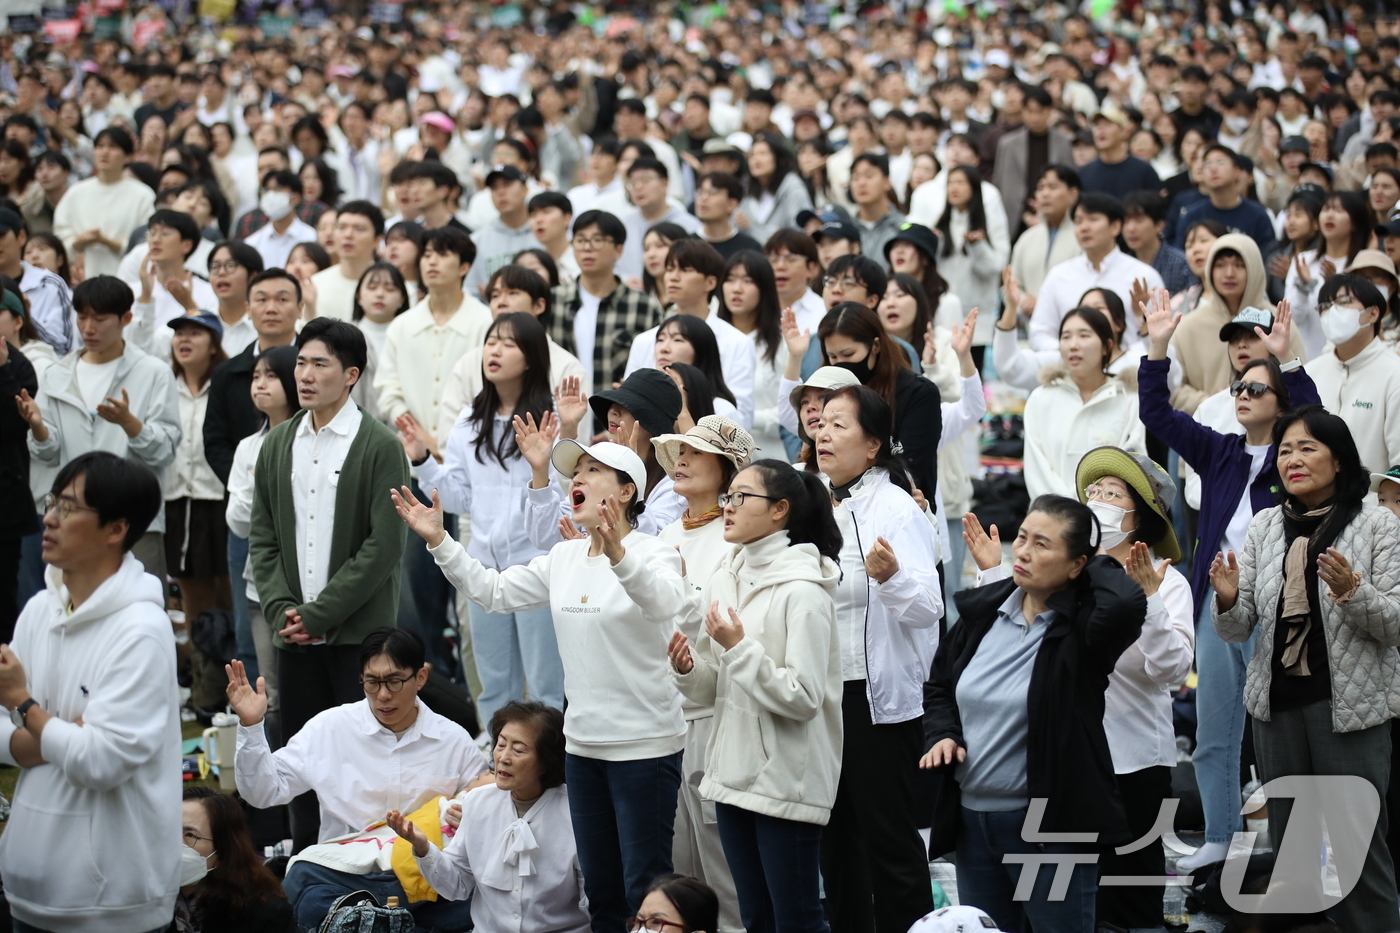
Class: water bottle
1163,848,1190,930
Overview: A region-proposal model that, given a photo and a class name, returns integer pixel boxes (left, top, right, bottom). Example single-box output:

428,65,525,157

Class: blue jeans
398,481,457,679
566,751,683,933
956,807,1099,933
227,531,258,678
1195,590,1257,844
15,527,43,613
466,602,565,726
715,802,827,933
283,861,474,933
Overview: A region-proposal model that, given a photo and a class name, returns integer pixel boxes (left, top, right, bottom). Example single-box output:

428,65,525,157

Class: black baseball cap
485,164,528,186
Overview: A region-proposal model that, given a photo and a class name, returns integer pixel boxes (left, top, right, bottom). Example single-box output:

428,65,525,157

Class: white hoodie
0,554,181,933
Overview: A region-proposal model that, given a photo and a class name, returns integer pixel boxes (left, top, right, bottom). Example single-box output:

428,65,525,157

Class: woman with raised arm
391,436,689,933
1210,406,1400,933
1137,286,1322,874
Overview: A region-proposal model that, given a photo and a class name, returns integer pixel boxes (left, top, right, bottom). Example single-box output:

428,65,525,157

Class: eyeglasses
1229,380,1276,399
1084,484,1132,505
208,260,243,274
1319,301,1362,315
719,491,779,508
572,235,615,250
183,830,214,846
826,276,863,291
766,252,807,265
626,918,689,933
360,676,413,694
626,174,662,189
43,493,99,521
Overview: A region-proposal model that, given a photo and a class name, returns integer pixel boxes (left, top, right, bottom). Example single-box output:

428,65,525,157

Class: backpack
317,890,414,933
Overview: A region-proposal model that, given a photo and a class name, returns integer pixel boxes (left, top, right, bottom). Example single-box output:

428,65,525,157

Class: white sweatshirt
0,555,181,933
659,516,734,721
431,531,689,759
52,176,156,278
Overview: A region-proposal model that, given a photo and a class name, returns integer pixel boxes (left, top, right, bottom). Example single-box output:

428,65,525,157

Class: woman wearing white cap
391,437,690,933
651,415,758,933
668,456,843,933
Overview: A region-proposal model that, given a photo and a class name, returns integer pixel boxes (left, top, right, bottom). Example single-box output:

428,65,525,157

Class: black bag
970,472,1031,541
318,890,414,933
418,668,481,738
191,608,238,664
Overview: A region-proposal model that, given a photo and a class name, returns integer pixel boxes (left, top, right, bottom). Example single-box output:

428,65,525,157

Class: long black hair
747,130,797,198
741,458,843,562
718,250,783,367
1272,404,1368,536
470,313,554,467
352,262,411,323
642,222,691,306
664,362,718,421
935,165,989,258
655,314,736,405
887,273,935,359
821,385,914,495
253,345,301,426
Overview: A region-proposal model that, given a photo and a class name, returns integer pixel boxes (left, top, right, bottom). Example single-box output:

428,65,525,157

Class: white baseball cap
551,439,648,493
906,906,1002,933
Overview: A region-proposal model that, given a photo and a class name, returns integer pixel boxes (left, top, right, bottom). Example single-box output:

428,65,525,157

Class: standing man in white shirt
0,452,179,933
375,226,491,677
52,126,156,279
244,171,317,270
309,201,383,321
227,628,486,931
1029,192,1165,352
529,191,581,284
333,102,380,205
0,208,74,355
765,228,828,332
128,210,219,360
248,317,409,851
618,157,702,283
625,238,757,428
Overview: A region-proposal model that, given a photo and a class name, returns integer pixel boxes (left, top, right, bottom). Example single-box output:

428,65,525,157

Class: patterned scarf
682,506,723,530
1278,500,1332,677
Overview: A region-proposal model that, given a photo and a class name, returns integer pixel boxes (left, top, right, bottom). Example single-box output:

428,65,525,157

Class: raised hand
1258,299,1292,361
1209,550,1240,611
395,412,437,463
921,322,939,370
703,600,745,650
553,376,589,436
138,254,157,302
224,659,268,726
299,274,318,319
781,306,811,360
15,388,43,432
1294,253,1312,287
864,536,900,584
614,418,652,461
667,631,694,674
962,512,1002,572
390,485,447,547
1129,278,1151,327
1318,547,1358,599
1141,287,1182,360
557,516,587,541
513,412,558,478
1000,268,1022,329
591,495,630,565
1124,541,1169,597
918,738,967,769
386,809,431,858
165,272,197,311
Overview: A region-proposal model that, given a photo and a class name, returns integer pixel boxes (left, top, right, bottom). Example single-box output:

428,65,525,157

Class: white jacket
833,468,943,724
674,531,843,824
0,555,181,933
1022,369,1145,501
1308,339,1400,477
28,341,181,534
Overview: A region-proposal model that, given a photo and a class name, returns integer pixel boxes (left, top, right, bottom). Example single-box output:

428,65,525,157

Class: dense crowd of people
10,2,1400,933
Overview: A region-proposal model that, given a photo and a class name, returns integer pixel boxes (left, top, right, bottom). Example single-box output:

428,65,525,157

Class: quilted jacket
1213,504,1400,733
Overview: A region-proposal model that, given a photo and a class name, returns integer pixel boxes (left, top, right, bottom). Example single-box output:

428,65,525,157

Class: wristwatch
1280,357,1304,373
10,698,36,728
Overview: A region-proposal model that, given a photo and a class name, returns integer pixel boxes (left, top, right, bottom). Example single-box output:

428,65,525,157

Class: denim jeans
1195,590,1257,844
227,531,258,679
715,802,827,933
956,806,1099,933
466,602,565,726
15,526,43,613
398,480,457,679
283,861,474,932
566,751,683,933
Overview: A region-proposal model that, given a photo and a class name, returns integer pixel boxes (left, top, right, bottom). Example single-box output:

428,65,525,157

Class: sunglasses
1229,380,1275,399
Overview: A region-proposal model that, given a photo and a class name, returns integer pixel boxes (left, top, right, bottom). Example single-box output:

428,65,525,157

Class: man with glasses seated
228,627,488,932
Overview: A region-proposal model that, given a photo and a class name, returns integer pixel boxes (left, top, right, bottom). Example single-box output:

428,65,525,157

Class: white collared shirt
416,785,589,933
623,309,758,428
373,293,493,432
1028,248,1164,353
244,216,318,270
165,378,224,501
292,401,363,603
234,698,487,843
792,288,828,334
218,311,257,357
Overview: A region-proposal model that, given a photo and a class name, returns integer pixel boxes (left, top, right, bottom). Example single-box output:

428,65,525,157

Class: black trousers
0,537,20,644
1096,764,1173,929
820,681,934,933
278,643,364,853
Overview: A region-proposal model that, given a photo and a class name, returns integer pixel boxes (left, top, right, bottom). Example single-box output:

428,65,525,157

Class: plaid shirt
1150,240,1198,295
549,277,663,391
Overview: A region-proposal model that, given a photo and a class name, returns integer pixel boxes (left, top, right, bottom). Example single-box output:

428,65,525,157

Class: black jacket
921,555,1146,857
204,342,264,487
0,344,40,540
893,368,941,502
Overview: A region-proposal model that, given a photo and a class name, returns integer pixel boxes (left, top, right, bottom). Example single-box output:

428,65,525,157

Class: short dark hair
616,98,647,116
488,701,567,789
1122,190,1167,223
36,149,71,173
644,876,719,933
50,451,162,551
297,317,368,375
93,126,135,155
697,172,744,202
422,225,477,268
573,209,627,245
338,199,385,237
73,275,134,317
764,228,820,266
825,254,887,298
1073,192,1125,226
528,191,573,215
247,267,303,302
1368,142,1399,162
147,63,177,80
665,238,726,282
627,156,669,180
1038,163,1082,190
1180,65,1209,83
148,209,201,256
1320,273,1388,335
487,264,551,313
851,152,890,176
359,627,425,673
1023,85,1054,109
210,240,264,276
417,160,461,196
262,169,303,195
591,136,623,159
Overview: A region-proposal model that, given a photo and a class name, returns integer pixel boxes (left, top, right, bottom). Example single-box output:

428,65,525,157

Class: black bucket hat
884,221,941,262
589,368,683,438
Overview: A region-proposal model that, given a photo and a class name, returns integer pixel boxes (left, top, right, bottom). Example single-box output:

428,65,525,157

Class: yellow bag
390,797,448,903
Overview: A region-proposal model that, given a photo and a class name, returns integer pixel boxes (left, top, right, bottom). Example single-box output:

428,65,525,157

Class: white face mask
1378,284,1393,303
1225,115,1251,134
1321,304,1365,345
991,88,1007,111
1087,500,1134,550
259,189,294,222
179,844,214,886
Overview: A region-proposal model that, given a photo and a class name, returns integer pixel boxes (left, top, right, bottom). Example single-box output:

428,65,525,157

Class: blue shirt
954,587,1055,811
1172,197,1276,253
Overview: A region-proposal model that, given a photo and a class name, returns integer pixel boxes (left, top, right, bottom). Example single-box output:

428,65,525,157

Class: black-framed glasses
572,235,615,250
360,676,413,695
208,260,244,274
1229,380,1276,400
719,492,779,508
626,918,689,933
43,493,99,521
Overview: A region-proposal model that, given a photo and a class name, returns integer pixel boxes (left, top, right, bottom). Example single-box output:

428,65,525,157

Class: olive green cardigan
249,406,409,649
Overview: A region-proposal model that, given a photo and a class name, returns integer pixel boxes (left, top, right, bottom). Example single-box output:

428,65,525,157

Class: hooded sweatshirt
1167,233,1307,413
674,531,844,824
0,554,181,933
